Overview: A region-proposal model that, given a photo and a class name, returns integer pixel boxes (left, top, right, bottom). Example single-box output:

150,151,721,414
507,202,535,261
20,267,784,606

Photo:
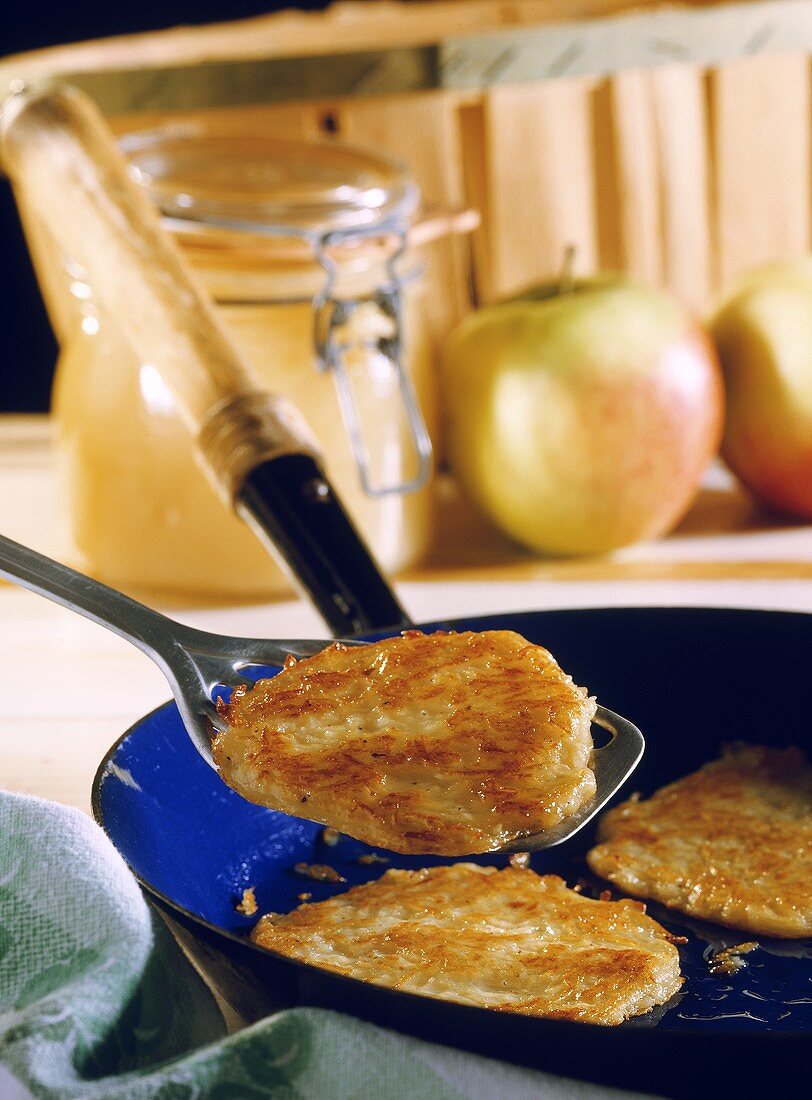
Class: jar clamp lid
122,124,431,497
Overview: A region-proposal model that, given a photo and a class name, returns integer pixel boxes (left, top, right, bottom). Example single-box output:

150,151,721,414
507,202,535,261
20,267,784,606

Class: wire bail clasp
312,226,433,498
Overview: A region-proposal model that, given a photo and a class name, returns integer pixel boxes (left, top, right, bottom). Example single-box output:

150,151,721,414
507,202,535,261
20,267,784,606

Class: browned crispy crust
251,864,682,1025
213,630,597,855
588,744,812,938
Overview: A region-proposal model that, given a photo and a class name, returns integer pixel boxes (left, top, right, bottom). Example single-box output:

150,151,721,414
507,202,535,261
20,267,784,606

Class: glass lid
120,123,419,237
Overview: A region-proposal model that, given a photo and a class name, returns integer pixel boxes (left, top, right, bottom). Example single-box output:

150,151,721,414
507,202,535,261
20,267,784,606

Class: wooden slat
475,78,598,300
593,63,711,307
606,68,663,284
1,1,673,78
591,78,622,273
648,62,712,309
457,99,492,300
710,52,812,290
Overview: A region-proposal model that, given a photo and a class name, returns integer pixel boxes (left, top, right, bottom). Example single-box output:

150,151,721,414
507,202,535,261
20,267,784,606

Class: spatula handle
0,84,407,633
239,455,409,635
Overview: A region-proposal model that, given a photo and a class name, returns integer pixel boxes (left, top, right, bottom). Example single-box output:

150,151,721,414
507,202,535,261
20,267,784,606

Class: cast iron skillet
93,606,811,1099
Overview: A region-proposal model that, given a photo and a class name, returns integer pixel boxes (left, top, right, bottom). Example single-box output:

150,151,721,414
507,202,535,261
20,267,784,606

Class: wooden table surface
3,413,812,814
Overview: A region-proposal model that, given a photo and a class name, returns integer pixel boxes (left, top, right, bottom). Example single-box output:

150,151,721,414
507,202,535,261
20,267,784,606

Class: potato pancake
251,864,682,1025
588,744,812,938
214,630,597,855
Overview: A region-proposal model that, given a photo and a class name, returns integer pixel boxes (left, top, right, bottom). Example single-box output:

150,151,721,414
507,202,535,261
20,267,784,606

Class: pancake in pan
251,863,683,1024
588,744,812,938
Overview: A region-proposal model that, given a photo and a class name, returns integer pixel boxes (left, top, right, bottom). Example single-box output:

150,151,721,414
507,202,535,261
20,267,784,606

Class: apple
442,277,724,557
710,260,812,518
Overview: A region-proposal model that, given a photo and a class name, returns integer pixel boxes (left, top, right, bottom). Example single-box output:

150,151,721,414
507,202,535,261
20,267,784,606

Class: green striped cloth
0,791,652,1099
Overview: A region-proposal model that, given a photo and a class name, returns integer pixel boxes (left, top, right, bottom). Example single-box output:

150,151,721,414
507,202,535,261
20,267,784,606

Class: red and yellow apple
442,277,724,557
710,259,812,518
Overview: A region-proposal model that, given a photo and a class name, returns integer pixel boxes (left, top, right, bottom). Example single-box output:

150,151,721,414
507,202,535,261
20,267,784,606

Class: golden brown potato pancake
588,744,812,938
251,863,682,1025
213,629,597,855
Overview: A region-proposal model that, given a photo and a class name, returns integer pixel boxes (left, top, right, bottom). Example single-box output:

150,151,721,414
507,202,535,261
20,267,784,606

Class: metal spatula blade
0,531,643,854
500,706,644,853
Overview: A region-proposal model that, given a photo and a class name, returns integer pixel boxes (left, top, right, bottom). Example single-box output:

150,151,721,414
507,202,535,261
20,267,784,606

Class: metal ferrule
197,390,320,507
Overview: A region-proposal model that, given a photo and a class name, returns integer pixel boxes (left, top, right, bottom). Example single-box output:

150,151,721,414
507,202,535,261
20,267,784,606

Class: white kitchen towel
0,790,656,1099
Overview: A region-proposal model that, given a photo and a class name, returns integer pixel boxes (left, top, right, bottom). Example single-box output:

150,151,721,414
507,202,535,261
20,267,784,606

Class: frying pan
94,606,812,1099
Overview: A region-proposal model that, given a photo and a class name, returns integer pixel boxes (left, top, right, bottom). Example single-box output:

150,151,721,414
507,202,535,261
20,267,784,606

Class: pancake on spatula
214,630,597,855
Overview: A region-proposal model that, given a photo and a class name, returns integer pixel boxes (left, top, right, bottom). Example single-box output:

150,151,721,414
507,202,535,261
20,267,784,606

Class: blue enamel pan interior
93,607,811,1050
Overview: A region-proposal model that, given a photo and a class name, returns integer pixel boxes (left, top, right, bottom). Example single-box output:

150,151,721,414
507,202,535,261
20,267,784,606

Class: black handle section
237,453,411,637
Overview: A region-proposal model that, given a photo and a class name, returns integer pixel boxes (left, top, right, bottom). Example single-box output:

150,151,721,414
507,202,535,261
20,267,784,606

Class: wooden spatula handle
0,83,319,503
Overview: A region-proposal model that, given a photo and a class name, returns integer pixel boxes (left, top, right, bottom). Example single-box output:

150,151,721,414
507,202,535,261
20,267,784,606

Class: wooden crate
6,0,812,333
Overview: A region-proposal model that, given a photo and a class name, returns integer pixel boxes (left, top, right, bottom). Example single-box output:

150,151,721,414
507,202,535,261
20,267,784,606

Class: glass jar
50,124,440,599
